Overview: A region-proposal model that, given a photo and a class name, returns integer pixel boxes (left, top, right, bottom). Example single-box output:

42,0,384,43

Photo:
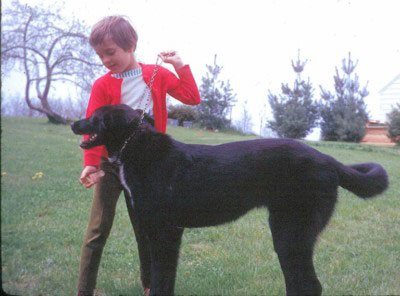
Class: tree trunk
40,95,69,124
45,111,69,124
25,96,69,124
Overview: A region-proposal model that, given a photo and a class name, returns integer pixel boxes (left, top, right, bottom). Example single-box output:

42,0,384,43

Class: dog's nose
70,122,78,133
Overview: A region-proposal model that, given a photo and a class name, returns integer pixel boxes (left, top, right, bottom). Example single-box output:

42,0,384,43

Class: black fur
71,104,389,296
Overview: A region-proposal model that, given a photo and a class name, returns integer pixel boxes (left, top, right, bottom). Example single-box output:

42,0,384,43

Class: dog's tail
336,162,389,198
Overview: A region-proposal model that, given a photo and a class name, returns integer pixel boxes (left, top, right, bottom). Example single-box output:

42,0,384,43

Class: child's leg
77,170,122,294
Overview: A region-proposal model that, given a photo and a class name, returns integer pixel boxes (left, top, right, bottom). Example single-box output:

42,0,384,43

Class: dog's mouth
80,133,102,149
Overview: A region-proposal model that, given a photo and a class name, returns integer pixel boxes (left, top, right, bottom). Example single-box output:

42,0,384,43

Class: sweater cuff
175,64,191,76
83,153,101,168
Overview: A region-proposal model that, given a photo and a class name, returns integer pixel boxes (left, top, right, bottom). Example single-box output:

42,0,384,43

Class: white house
361,74,400,144
377,74,400,123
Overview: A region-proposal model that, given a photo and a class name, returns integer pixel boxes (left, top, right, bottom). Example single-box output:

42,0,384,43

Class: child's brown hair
90,16,138,51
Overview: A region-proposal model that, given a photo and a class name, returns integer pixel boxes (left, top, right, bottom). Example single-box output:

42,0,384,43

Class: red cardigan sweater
83,63,200,167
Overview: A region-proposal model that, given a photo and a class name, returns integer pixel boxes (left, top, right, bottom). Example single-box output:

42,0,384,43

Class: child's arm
159,51,184,69
158,51,201,105
79,77,110,188
83,78,109,169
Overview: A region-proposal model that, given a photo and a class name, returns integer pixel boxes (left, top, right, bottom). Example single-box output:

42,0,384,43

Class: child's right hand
79,166,105,188
158,51,184,69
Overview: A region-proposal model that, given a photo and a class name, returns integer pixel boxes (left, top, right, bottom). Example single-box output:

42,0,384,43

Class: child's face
94,37,135,73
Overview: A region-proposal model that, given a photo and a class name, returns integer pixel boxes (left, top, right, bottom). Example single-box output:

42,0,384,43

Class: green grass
1,117,399,296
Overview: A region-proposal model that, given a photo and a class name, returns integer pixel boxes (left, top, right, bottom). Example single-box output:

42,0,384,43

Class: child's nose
102,56,111,65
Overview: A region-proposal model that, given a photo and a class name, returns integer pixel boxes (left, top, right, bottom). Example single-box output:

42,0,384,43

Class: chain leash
138,56,163,123
119,56,165,157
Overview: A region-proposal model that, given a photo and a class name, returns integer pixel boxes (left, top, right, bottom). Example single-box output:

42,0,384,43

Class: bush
197,55,236,130
198,115,230,131
319,53,369,142
168,105,198,126
387,103,400,144
268,52,319,139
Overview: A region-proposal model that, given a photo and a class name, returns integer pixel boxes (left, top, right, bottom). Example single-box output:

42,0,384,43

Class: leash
115,54,173,209
137,55,163,123
118,55,169,159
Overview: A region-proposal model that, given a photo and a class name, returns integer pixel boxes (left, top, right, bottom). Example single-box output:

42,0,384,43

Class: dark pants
77,162,151,293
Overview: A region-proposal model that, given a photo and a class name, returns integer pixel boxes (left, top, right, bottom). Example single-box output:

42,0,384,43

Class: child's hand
79,166,105,188
158,51,184,69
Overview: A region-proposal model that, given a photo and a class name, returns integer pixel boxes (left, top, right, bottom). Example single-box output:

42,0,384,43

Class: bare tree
1,0,101,123
1,93,42,117
258,102,267,136
235,100,253,134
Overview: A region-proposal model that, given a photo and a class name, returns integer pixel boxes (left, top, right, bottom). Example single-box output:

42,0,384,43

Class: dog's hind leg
268,195,336,296
148,224,184,296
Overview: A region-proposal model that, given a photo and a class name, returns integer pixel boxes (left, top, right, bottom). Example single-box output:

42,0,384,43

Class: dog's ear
124,108,140,126
143,113,155,127
129,109,154,128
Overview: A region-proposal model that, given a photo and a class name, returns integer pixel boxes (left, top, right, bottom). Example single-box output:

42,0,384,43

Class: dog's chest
118,164,134,201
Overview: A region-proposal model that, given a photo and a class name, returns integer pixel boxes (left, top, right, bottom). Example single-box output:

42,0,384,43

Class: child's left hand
158,51,184,69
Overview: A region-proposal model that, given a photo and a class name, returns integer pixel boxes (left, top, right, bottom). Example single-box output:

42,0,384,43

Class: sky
3,0,400,135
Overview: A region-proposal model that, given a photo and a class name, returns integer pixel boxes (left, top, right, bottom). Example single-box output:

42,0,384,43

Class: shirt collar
111,67,142,78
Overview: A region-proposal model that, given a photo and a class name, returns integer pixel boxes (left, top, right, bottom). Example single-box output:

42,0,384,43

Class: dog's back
153,138,333,227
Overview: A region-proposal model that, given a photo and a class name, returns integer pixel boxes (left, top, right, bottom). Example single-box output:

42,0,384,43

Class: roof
379,73,400,94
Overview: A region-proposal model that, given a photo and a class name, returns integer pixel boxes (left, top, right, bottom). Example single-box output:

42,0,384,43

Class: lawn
1,117,399,295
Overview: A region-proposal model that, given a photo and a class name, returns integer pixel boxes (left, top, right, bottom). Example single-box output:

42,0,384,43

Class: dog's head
71,104,154,152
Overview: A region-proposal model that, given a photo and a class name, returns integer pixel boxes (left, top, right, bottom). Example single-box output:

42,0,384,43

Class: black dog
71,104,388,296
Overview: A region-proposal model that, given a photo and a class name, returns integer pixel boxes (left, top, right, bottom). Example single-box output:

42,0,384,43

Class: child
77,15,200,296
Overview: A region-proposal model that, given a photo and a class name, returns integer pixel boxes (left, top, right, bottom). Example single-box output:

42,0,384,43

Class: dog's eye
91,117,100,127
104,114,114,127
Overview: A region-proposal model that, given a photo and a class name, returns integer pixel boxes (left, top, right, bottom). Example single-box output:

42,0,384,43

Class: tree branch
51,56,101,69
47,31,87,61
3,45,47,62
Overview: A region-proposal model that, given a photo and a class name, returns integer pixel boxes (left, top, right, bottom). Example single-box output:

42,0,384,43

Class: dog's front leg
148,224,184,296
124,193,152,291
